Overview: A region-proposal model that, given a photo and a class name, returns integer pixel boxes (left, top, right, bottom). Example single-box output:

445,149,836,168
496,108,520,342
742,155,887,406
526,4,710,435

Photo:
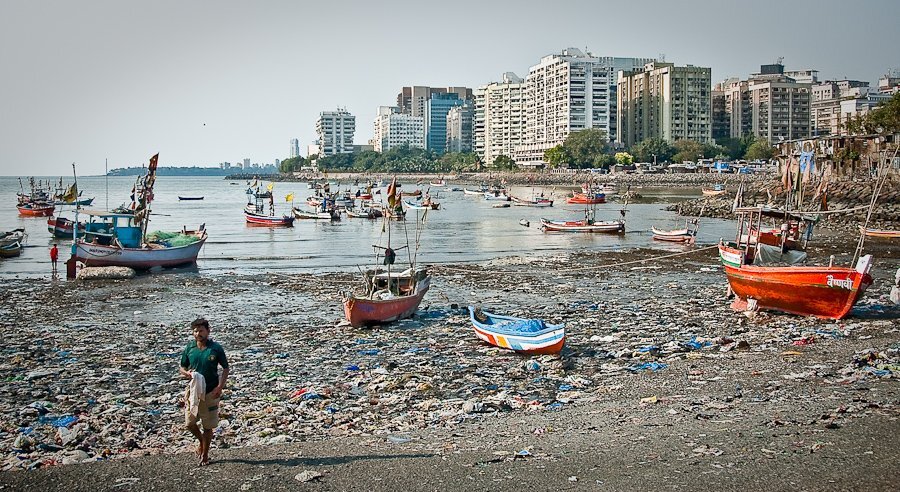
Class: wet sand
0,234,898,490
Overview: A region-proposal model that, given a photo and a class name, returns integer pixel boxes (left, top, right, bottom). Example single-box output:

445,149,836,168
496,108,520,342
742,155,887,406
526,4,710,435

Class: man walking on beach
179,318,229,466
49,244,58,274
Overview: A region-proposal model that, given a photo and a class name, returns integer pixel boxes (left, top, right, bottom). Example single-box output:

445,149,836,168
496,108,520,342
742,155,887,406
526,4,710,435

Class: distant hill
107,166,276,176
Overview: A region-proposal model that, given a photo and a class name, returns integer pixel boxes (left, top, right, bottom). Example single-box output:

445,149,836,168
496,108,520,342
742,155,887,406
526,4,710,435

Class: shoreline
0,239,898,489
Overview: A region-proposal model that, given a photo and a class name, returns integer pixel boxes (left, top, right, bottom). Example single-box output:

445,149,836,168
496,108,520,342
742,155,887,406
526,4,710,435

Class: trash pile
0,246,897,471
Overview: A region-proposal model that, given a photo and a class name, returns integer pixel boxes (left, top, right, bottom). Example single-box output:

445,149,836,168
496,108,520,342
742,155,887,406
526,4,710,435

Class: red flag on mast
148,153,159,173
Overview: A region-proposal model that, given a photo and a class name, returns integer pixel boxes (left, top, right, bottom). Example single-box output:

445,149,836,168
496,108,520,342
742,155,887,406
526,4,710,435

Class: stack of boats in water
0,229,26,258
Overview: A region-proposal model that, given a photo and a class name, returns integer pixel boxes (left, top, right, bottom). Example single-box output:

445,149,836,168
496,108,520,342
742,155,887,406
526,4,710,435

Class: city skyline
1,0,898,175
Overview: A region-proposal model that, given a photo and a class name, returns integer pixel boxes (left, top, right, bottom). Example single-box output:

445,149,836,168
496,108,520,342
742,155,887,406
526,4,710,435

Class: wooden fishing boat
47,216,85,238
178,196,204,201
343,267,431,327
245,204,295,226
651,226,696,243
401,190,422,197
566,192,605,204
73,155,208,270
463,187,486,195
0,229,26,258
483,191,511,201
541,217,624,233
512,196,553,207
719,243,873,319
293,207,340,220
345,208,383,219
651,218,699,244
859,226,900,239
17,202,55,217
343,177,430,327
404,201,428,210
519,219,530,227
492,202,511,208
429,179,446,187
467,307,565,355
52,197,94,206
702,184,726,196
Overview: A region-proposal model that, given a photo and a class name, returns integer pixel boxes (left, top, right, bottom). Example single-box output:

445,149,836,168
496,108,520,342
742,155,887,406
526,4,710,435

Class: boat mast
72,163,79,245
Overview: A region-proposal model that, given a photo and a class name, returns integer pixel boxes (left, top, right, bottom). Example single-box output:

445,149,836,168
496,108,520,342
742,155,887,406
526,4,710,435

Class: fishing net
146,231,201,247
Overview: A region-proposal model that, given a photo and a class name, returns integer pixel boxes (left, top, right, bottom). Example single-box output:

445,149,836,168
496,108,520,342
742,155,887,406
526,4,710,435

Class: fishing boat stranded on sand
73,154,208,270
717,150,891,320
0,229,27,258
468,306,566,355
343,178,431,328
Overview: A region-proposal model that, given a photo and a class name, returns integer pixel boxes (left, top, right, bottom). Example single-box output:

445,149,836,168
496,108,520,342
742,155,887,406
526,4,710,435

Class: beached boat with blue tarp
467,306,565,355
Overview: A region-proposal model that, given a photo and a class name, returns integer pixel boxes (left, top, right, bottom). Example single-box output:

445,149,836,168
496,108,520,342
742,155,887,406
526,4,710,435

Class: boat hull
719,246,872,319
468,307,565,355
343,282,430,327
17,204,55,217
651,227,695,243
74,233,207,269
47,217,85,238
0,242,23,258
540,218,624,233
245,211,294,226
859,226,900,239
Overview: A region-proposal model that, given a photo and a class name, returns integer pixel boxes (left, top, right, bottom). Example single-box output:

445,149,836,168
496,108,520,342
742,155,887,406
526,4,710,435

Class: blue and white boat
467,306,565,354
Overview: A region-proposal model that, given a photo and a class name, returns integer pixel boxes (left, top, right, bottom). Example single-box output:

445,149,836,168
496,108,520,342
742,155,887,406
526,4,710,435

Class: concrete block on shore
77,266,137,280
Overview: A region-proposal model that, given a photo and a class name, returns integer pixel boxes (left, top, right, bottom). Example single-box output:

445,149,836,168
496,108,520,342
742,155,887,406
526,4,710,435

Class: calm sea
0,175,734,278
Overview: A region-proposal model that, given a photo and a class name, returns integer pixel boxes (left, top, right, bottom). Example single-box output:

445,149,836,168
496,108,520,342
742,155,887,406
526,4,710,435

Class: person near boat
179,318,230,466
49,244,58,274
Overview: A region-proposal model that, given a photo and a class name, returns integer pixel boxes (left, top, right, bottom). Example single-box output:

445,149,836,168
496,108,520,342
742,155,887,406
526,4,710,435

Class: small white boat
492,203,510,208
519,219,530,228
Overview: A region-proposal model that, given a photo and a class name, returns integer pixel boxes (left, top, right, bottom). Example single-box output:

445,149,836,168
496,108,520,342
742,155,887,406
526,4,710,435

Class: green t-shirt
180,340,229,393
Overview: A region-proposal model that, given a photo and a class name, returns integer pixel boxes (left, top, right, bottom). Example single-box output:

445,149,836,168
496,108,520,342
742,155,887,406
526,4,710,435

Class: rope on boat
431,245,720,276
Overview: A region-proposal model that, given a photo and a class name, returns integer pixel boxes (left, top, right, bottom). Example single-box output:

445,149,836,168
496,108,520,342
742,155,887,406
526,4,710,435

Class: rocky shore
671,176,900,232
0,236,898,490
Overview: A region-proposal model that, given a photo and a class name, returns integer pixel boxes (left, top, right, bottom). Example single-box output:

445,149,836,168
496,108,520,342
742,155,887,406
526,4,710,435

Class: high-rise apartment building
397,86,473,118
425,93,464,154
514,48,654,167
723,64,812,143
315,108,356,156
712,81,729,141
474,72,527,166
290,138,300,158
446,102,475,154
373,106,425,152
617,62,713,148
811,80,870,136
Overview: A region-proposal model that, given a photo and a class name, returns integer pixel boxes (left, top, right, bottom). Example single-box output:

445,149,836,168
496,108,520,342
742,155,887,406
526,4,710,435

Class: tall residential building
397,86,473,118
711,82,729,141
474,72,527,165
315,108,356,156
617,62,713,148
723,63,812,142
811,80,870,136
446,102,474,154
425,93,464,154
514,48,654,167
289,138,300,158
373,106,425,152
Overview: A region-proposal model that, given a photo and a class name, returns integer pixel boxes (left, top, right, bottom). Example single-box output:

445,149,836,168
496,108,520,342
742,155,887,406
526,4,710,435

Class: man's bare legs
200,429,213,465
187,422,203,460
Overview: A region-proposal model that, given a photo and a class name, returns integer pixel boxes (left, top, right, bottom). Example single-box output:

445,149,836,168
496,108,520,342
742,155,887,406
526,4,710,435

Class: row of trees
845,92,900,135
541,129,776,170
282,146,481,173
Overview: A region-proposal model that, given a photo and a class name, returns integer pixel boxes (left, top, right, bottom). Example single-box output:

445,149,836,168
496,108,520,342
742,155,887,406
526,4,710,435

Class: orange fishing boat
17,202,55,217
858,226,900,239
719,206,873,320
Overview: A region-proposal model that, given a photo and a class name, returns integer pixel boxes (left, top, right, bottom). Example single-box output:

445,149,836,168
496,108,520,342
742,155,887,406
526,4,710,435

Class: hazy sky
1,0,898,176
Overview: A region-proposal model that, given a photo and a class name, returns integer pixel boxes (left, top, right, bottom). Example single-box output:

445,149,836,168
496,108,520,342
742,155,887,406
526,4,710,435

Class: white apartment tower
373,106,425,152
724,64,812,143
514,48,654,167
474,72,527,166
315,108,356,156
617,62,713,148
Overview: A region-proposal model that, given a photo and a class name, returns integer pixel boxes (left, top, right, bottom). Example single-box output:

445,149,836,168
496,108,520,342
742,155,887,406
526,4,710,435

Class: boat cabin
80,209,142,247
726,206,818,265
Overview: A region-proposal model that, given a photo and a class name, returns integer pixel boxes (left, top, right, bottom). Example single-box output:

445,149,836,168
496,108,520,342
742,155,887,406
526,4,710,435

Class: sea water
0,175,734,278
